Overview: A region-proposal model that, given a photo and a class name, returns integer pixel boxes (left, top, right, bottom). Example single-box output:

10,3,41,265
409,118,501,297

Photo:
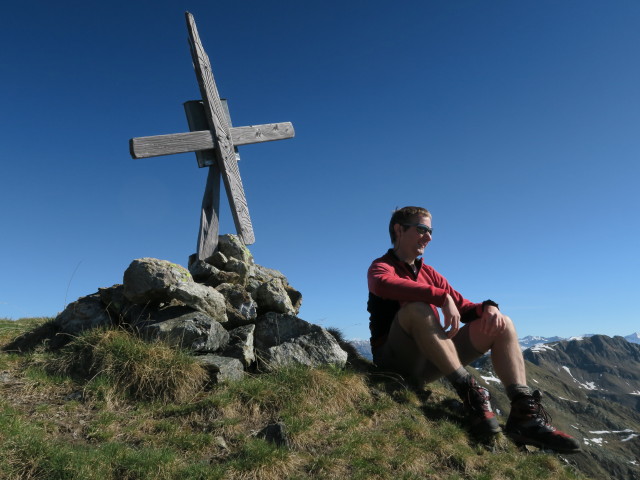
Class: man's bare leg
466,315,582,452
467,316,527,387
396,302,462,376
396,302,501,435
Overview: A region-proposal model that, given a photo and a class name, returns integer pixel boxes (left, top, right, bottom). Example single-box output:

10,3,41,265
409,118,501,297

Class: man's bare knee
501,315,517,337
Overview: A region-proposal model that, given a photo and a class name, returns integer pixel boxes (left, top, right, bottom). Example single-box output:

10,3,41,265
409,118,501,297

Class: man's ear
393,222,402,239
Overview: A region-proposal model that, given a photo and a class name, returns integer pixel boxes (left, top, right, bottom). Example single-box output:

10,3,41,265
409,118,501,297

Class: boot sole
506,431,581,454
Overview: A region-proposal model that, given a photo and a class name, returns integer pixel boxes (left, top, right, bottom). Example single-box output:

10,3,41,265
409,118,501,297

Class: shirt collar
387,248,423,272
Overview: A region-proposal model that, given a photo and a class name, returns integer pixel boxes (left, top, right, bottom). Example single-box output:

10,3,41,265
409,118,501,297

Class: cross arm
129,122,294,159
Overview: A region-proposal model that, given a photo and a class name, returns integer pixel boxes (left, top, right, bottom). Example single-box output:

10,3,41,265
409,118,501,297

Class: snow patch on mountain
586,429,638,443
562,366,598,390
529,343,555,353
625,332,640,344
558,396,578,403
480,373,500,384
584,437,605,446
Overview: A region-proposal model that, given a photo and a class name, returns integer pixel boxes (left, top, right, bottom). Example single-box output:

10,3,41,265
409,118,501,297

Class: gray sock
506,383,531,401
446,366,471,389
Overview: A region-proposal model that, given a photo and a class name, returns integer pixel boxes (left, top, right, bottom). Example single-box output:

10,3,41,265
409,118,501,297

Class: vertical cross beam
184,101,220,259
185,12,254,245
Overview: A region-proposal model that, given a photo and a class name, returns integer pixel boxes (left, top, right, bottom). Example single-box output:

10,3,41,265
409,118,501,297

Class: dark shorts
372,316,484,387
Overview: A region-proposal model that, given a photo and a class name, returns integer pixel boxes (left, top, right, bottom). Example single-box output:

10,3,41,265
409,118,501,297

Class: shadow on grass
2,319,72,353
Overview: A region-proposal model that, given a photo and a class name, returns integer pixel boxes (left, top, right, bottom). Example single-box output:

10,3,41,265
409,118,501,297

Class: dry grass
46,328,207,404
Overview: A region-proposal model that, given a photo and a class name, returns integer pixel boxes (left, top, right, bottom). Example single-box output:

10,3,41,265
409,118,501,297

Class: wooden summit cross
129,12,294,260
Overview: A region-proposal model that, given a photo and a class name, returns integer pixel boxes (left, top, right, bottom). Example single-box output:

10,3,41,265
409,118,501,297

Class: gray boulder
137,307,229,352
188,259,242,288
215,283,257,328
222,324,256,367
252,264,302,314
225,257,252,284
254,313,347,370
188,260,220,284
252,264,286,283
196,354,245,382
167,283,227,322
256,279,296,315
56,293,113,334
99,284,151,325
204,251,227,270
123,258,192,304
284,284,303,314
257,422,290,448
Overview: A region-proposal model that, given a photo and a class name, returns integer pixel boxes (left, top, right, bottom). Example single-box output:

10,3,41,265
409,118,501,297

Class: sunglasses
403,223,433,236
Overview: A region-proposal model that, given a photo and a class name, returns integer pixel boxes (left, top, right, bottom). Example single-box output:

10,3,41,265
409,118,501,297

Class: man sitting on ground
367,206,580,452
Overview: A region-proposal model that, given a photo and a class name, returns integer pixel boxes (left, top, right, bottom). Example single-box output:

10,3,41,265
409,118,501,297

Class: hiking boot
456,376,501,436
505,390,581,453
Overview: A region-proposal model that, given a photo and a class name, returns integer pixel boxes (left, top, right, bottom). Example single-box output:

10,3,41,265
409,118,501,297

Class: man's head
389,206,432,246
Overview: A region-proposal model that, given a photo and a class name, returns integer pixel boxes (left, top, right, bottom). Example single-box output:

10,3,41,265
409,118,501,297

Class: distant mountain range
350,332,640,361
473,335,640,480
349,333,640,479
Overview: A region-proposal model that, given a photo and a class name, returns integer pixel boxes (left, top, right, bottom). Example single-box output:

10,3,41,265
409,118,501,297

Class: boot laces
528,390,553,428
467,380,492,413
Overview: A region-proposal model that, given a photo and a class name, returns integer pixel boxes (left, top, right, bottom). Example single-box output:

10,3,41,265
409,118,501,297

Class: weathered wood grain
230,122,295,146
184,100,217,168
129,131,214,160
129,122,294,160
186,11,255,245
198,164,221,260
184,100,220,258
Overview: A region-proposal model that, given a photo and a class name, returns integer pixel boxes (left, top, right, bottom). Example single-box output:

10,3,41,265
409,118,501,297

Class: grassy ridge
0,318,587,479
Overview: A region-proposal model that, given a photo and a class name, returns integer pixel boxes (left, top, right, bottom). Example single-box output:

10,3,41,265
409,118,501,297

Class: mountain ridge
350,331,640,361
350,333,640,479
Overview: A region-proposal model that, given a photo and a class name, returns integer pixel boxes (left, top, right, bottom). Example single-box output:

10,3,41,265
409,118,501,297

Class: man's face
395,215,432,258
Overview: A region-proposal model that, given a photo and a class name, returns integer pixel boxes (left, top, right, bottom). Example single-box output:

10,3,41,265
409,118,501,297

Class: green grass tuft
46,328,207,404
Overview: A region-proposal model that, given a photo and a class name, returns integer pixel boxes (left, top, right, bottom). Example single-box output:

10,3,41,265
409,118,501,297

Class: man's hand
479,305,507,336
441,295,461,338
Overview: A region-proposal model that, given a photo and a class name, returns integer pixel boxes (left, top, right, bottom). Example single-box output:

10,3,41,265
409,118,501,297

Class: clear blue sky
1,1,638,341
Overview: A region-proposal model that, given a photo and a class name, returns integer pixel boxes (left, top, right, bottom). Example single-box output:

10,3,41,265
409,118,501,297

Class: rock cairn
54,235,348,382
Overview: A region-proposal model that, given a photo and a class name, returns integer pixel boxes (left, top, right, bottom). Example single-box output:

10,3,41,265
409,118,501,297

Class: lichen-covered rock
254,313,347,370
167,283,227,322
56,293,113,334
256,279,296,315
195,354,245,382
123,258,192,304
217,234,253,264
137,307,229,352
225,257,252,284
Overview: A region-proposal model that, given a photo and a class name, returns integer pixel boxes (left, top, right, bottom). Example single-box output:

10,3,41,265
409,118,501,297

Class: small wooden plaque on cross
129,12,294,261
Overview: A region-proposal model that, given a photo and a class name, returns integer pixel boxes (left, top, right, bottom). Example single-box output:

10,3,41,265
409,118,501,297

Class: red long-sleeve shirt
367,249,483,348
